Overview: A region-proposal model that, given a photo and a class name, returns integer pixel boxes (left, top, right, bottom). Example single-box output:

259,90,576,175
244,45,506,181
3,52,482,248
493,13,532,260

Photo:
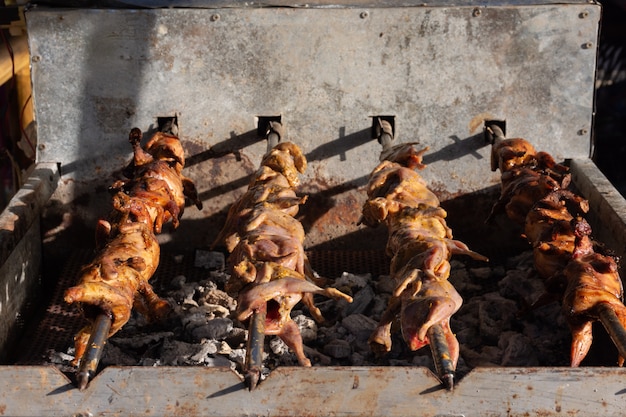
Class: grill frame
4,2,626,415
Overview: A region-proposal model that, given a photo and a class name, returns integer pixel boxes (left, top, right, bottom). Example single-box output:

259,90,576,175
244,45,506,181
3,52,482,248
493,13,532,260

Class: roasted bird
487,137,570,225
363,137,487,387
65,127,202,377
488,126,626,366
213,138,351,375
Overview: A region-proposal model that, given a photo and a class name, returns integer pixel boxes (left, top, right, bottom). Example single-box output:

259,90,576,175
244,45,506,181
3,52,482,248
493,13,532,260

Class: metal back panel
26,3,600,246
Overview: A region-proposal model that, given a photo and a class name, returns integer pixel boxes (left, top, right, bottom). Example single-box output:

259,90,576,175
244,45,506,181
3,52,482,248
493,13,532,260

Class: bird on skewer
64,125,202,390
363,119,488,390
212,122,352,390
486,123,626,367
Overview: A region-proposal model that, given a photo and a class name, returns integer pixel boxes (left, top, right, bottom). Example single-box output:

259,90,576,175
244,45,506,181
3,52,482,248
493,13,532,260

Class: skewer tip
244,369,262,391
441,373,454,391
74,313,112,390
76,371,91,391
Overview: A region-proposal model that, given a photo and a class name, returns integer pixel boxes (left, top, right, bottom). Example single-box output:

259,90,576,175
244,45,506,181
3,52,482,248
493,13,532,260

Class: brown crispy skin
363,143,487,367
214,141,351,367
491,136,625,366
66,128,200,366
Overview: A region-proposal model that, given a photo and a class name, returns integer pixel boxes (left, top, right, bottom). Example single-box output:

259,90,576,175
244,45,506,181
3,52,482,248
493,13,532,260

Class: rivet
472,8,481,17
210,14,220,21
582,41,593,49
578,128,588,136
579,10,589,18
32,55,41,62
360,11,369,19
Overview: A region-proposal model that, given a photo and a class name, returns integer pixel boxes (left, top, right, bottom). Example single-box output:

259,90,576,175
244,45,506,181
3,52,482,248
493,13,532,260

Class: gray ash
51,249,574,381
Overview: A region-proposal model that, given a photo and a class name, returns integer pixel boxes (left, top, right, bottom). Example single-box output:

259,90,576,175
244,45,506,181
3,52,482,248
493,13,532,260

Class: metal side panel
570,158,626,266
0,163,60,360
0,163,59,266
0,365,624,416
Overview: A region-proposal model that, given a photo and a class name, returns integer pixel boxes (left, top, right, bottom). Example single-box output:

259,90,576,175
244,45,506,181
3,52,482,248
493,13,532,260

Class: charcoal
170,274,187,289
268,336,287,355
189,317,234,342
323,339,352,359
54,248,580,383
293,314,318,343
303,346,332,365
469,267,492,280
343,285,375,316
110,331,175,350
101,343,139,366
499,331,539,366
189,339,220,360
194,249,225,270
161,339,200,365
374,274,395,294
335,272,371,290
341,313,377,335
478,292,518,342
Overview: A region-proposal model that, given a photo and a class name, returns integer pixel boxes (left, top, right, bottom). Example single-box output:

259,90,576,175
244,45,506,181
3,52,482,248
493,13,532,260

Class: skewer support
375,117,394,152
76,313,112,390
259,118,284,152
427,323,455,391
484,120,506,145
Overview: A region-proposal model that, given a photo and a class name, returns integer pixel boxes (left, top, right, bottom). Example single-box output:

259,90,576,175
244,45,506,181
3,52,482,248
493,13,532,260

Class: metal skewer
597,303,626,362
376,117,394,152
374,117,455,389
485,121,506,145
266,120,282,150
427,323,455,391
244,305,267,390
242,120,285,391
76,313,111,390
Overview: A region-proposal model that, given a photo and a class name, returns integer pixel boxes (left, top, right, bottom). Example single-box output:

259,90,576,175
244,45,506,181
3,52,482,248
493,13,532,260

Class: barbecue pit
2,1,626,415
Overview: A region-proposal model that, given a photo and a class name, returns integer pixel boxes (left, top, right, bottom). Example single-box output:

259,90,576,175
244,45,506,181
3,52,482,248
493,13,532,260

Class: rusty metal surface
1,164,625,415
26,4,600,247
569,159,626,267
0,163,59,265
8,6,626,415
0,365,625,416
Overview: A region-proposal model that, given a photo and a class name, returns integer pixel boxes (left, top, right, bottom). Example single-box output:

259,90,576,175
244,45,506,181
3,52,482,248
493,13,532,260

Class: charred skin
363,143,486,369
488,138,570,225
490,136,626,366
114,129,202,230
525,191,591,283
66,128,201,368
562,251,625,366
214,141,351,367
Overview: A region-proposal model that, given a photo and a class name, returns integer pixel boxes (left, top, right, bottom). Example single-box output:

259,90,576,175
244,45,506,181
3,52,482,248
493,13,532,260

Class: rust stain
469,112,496,134
38,368,49,387
0,403,5,415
